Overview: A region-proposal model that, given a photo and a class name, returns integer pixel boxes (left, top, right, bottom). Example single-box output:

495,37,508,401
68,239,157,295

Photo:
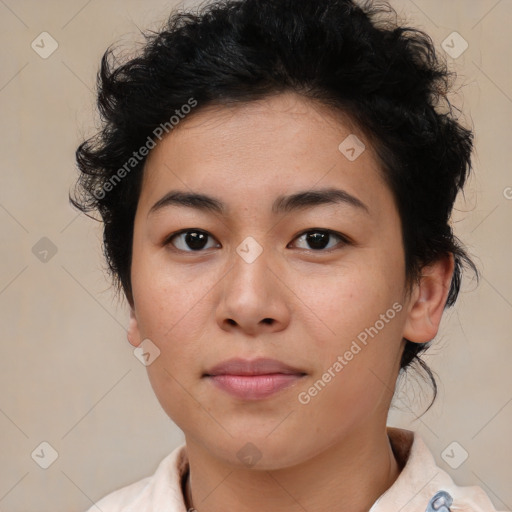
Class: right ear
127,306,142,347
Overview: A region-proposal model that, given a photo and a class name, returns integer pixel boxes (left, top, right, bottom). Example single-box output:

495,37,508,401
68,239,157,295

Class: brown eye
290,230,348,251
165,230,220,252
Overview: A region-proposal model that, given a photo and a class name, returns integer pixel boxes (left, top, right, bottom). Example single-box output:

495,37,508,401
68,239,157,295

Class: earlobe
127,306,142,347
402,254,455,344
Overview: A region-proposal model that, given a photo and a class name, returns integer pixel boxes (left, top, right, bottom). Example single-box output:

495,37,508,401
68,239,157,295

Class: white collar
90,426,502,512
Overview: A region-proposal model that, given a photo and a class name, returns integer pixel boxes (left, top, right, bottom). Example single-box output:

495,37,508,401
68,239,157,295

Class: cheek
131,246,211,338
296,265,402,341
129,263,212,414
134,271,210,424
296,303,405,432
296,261,406,393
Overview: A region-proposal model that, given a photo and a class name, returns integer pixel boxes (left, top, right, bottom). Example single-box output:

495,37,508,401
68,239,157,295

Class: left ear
402,253,455,344
127,305,143,348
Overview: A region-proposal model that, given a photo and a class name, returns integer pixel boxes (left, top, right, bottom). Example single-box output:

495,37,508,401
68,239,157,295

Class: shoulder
370,427,506,512
84,443,189,512
84,476,152,512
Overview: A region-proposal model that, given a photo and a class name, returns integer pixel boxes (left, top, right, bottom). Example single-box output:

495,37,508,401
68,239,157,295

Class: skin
127,91,454,512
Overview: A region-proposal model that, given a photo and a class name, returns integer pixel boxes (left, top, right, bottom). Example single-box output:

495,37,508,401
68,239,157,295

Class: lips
203,358,307,400
204,357,306,377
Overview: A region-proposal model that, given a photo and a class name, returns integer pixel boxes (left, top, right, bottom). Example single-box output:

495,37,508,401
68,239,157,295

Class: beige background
0,0,511,511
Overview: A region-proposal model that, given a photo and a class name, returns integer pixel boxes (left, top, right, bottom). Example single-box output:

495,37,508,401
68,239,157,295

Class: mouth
203,357,307,400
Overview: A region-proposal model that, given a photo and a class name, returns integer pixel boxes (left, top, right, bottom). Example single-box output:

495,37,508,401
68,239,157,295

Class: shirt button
426,490,453,512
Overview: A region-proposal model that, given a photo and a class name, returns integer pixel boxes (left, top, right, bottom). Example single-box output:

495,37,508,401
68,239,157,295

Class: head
72,0,476,468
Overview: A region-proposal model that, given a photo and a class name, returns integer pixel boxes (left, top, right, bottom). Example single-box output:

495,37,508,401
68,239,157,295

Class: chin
204,433,314,471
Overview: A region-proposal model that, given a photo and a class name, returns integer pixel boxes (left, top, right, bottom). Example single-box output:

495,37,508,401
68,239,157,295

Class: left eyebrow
147,187,370,217
272,187,369,215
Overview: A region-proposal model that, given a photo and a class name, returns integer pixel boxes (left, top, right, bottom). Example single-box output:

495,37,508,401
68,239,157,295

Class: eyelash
163,228,351,253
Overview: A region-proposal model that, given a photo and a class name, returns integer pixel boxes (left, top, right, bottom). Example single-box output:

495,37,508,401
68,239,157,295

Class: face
127,92,446,469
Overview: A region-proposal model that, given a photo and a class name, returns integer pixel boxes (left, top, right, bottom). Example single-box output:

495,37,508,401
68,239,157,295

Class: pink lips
204,358,306,400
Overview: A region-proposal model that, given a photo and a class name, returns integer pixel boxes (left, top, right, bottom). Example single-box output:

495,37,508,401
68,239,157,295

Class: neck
184,426,401,512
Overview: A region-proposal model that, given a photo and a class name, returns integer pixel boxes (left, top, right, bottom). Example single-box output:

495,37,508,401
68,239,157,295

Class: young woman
72,0,504,510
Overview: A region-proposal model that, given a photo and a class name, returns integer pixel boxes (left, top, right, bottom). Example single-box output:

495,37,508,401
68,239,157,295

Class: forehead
138,92,392,220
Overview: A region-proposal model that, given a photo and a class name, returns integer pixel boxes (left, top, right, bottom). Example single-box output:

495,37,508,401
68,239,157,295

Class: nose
215,238,291,336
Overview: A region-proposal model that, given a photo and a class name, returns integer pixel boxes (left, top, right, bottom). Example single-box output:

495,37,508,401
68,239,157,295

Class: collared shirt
86,427,505,512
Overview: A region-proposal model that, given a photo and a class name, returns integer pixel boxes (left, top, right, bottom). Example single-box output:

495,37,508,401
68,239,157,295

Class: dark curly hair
71,0,477,412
